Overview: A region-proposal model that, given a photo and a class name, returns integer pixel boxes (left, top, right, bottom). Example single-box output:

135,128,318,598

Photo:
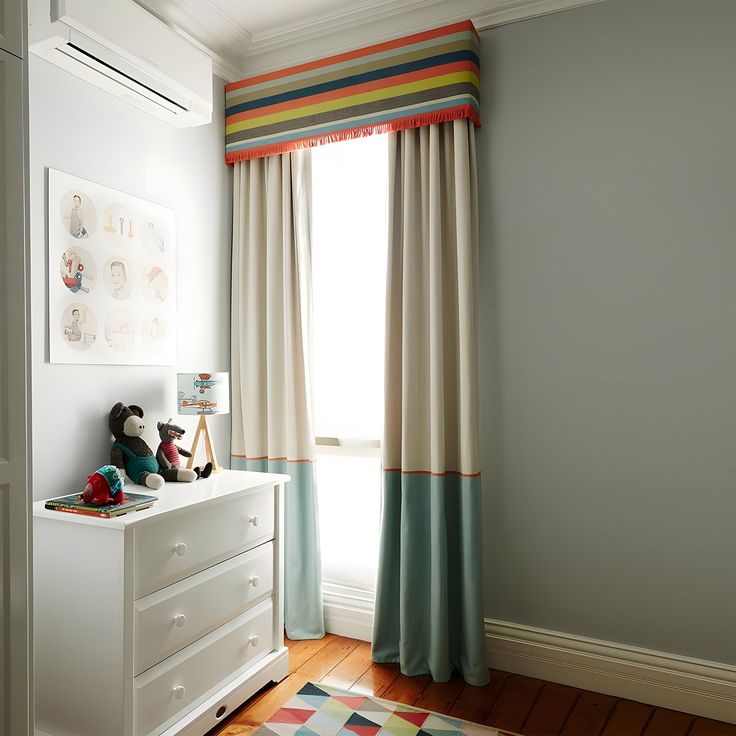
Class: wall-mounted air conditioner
29,0,213,127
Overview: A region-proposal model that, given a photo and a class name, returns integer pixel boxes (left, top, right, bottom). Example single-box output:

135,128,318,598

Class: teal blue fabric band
232,456,325,640
372,471,489,685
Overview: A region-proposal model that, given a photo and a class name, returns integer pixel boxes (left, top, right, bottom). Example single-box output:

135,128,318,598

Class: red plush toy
80,465,126,506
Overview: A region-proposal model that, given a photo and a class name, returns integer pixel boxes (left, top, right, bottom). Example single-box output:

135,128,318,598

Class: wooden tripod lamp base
186,415,220,473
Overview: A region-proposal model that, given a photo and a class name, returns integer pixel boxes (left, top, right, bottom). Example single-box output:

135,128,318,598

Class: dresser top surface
33,469,290,529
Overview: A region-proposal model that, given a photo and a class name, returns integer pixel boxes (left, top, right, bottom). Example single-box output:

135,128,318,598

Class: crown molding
135,0,605,82
237,0,604,77
472,0,603,28
246,0,450,54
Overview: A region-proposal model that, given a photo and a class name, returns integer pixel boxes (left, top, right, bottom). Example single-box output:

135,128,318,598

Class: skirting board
485,620,736,724
323,583,375,643
321,586,735,723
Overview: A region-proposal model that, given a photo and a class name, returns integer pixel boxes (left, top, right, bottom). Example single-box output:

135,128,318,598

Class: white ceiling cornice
246,0,451,56
135,0,604,82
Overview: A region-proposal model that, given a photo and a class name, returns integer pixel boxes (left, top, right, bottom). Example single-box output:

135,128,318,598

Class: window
311,133,389,593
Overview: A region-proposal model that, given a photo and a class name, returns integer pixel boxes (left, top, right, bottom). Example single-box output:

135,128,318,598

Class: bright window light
312,133,388,591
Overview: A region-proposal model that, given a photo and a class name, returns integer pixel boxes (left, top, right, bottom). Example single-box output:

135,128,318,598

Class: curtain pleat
231,151,325,640
372,119,488,685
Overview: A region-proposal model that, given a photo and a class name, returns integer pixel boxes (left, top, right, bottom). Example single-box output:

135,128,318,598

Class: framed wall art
48,169,176,365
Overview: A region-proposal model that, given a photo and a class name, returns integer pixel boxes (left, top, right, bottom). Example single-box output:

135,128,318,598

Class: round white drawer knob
249,515,261,527
249,575,260,587
173,685,186,700
174,542,187,557
249,635,259,647
173,614,187,628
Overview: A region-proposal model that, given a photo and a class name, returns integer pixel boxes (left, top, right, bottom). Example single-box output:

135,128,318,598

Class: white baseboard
321,585,735,723
322,583,374,642
485,619,736,724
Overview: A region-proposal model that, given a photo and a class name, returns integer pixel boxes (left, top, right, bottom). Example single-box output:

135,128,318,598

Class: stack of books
44,492,157,518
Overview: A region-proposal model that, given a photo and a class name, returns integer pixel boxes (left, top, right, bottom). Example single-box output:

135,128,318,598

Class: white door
0,0,33,731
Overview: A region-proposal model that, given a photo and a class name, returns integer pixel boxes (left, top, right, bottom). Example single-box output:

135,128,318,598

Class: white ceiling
135,0,603,81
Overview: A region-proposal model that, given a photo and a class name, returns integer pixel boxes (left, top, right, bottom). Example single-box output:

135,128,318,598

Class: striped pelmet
225,20,480,163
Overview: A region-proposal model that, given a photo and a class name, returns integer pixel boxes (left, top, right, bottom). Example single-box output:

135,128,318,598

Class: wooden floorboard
519,682,580,736
601,700,655,736
485,674,546,733
209,634,735,736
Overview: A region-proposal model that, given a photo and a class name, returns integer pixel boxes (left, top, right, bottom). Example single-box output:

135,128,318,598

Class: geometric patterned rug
253,682,516,736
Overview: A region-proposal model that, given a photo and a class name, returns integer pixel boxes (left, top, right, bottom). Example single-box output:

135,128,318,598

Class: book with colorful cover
44,492,157,518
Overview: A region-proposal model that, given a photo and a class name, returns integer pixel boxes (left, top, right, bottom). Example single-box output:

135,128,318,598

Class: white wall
478,0,736,665
29,56,232,500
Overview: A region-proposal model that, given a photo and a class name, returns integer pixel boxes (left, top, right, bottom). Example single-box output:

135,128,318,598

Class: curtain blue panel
372,471,488,685
372,120,487,685
232,457,325,640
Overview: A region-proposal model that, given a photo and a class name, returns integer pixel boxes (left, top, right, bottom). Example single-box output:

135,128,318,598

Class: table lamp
176,372,230,473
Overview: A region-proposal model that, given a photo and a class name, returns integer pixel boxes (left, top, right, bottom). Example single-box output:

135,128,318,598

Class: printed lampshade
177,372,230,415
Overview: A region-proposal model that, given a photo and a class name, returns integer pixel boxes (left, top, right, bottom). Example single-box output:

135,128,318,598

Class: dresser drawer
135,599,273,736
134,542,274,674
134,487,275,598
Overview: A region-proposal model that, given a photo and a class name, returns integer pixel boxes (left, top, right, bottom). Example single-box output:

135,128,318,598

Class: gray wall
29,57,232,499
478,0,736,664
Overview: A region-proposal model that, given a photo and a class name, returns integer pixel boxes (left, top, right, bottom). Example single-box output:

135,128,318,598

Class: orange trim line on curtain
383,468,481,478
231,454,315,463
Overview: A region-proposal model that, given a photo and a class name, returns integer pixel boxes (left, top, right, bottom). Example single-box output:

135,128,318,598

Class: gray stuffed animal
110,403,196,489
156,419,212,479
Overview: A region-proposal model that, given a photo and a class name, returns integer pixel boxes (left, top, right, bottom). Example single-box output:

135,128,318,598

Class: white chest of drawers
33,470,290,736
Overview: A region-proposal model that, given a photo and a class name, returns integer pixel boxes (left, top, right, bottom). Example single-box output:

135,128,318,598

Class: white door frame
0,0,33,731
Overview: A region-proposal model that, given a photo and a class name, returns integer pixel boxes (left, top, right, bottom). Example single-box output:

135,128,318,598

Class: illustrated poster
48,169,176,365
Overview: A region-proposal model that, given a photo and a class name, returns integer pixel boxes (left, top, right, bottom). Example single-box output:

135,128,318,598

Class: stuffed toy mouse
156,419,212,479
110,402,196,489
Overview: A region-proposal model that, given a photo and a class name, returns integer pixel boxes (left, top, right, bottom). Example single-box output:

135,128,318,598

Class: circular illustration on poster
61,303,97,351
103,203,134,246
143,312,168,353
142,217,168,254
59,189,97,239
104,309,136,352
59,246,97,294
142,265,169,304
103,257,133,300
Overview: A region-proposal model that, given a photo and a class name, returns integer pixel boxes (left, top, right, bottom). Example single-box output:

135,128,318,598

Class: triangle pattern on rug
270,708,314,725
359,700,393,714
299,683,332,698
261,723,311,736
298,694,332,710
334,696,367,710
353,709,393,726
305,710,348,725
294,727,321,736
256,683,502,736
383,714,421,735
395,711,430,728
343,712,381,736
422,716,464,731
344,727,381,736
423,715,465,730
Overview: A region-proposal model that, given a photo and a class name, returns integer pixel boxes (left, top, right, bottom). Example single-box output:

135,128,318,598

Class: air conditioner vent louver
30,0,212,127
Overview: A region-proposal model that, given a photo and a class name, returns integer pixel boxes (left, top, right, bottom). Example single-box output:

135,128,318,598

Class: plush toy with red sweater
156,419,212,479
81,465,125,505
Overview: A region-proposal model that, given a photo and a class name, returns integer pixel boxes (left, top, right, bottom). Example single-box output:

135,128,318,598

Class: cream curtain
372,119,488,684
230,151,325,640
